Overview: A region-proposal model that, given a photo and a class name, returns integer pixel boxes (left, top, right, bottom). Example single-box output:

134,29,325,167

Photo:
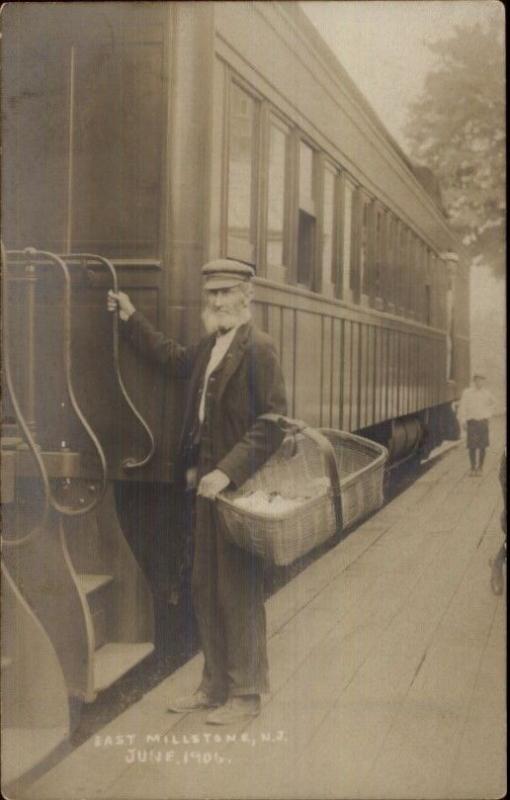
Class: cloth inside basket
231,476,330,517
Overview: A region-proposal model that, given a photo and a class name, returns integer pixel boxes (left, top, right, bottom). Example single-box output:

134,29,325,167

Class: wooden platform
25,420,507,800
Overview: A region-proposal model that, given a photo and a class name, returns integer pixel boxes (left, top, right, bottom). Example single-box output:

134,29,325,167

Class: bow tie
217,327,232,338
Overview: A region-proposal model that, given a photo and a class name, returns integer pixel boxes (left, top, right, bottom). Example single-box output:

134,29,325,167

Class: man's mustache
201,305,250,334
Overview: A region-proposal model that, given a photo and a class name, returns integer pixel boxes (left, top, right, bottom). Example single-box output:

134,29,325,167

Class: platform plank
26,423,506,800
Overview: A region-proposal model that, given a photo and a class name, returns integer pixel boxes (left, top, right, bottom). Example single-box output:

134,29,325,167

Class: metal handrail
63,252,156,471
4,248,108,517
1,243,51,546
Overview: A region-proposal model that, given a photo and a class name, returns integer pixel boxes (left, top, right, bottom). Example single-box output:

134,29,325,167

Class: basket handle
259,414,343,535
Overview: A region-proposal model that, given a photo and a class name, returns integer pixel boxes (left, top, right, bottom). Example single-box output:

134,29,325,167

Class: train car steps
76,572,154,693
77,573,114,595
93,642,154,693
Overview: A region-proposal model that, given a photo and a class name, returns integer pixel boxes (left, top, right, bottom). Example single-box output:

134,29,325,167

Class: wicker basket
217,416,388,566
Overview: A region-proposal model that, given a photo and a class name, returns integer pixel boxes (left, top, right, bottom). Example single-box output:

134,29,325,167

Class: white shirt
458,386,496,424
198,326,239,424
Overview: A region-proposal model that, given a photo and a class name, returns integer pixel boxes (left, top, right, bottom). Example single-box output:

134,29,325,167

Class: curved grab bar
13,248,108,516
1,243,51,546
63,253,156,472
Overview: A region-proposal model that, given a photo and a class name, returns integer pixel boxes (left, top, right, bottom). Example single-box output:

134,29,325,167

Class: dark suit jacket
123,312,287,487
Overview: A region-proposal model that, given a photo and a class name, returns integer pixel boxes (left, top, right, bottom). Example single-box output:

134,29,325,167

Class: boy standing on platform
458,374,497,476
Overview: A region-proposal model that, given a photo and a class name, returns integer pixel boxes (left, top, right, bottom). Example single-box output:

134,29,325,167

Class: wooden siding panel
281,308,296,417
342,322,353,431
321,316,333,427
411,335,419,411
373,327,381,424
351,323,361,430
294,311,322,426
378,327,386,421
252,301,267,331
390,331,398,417
267,303,282,360
331,318,342,429
367,325,376,427
402,333,410,416
387,330,395,417
377,327,386,423
338,319,346,429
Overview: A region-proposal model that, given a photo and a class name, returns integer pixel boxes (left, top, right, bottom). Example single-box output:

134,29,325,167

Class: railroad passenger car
1,1,469,784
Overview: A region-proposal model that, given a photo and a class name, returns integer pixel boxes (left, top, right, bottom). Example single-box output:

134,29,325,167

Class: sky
301,1,503,149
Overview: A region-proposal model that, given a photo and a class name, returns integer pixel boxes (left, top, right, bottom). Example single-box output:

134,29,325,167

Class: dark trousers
191,495,269,699
469,447,486,470
467,419,489,470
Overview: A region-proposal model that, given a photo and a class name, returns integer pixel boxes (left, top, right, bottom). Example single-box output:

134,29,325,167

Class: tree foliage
404,16,505,276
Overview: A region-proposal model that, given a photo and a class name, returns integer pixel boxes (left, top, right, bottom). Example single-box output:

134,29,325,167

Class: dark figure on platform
458,374,496,476
490,448,506,596
107,259,287,724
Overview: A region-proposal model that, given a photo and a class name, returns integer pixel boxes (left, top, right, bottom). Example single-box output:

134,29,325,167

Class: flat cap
202,258,255,290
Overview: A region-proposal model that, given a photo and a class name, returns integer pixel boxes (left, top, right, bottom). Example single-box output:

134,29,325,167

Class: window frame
358,189,372,307
339,173,356,303
319,158,339,297
385,212,397,313
370,200,384,309
224,75,262,265
294,136,319,291
262,110,292,283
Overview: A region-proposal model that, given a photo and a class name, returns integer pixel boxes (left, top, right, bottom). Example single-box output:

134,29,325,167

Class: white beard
201,304,251,335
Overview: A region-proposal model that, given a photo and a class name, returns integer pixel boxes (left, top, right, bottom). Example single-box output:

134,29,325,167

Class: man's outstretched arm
108,290,198,379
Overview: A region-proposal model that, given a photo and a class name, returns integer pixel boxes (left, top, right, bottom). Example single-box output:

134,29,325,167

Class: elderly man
108,259,286,724
458,373,496,476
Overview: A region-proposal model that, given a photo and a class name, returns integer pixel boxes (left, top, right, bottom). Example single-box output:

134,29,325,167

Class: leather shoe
168,689,223,713
206,695,261,725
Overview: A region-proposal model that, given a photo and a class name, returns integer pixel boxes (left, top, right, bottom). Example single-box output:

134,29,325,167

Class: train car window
297,212,315,287
440,259,448,330
405,231,412,317
418,241,427,322
415,241,423,321
350,187,362,303
321,165,336,297
429,250,435,325
386,214,396,312
339,178,354,302
266,119,289,282
373,205,383,307
390,214,397,311
397,222,406,316
360,198,374,298
359,198,370,306
410,234,418,319
227,83,259,262
299,142,315,212
297,141,317,289
424,249,432,325
365,200,376,307
399,227,407,316
430,252,438,327
417,239,424,320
